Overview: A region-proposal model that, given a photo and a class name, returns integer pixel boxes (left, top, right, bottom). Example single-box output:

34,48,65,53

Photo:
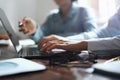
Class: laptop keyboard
21,47,40,57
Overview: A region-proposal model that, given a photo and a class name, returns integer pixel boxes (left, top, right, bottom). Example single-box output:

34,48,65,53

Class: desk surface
0,45,119,80
0,59,119,80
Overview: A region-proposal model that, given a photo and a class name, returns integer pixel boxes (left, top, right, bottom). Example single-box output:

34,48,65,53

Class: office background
0,0,119,39
0,0,57,39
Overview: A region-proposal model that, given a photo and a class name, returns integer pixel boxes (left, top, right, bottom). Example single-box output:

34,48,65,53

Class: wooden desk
0,45,119,80
0,59,119,80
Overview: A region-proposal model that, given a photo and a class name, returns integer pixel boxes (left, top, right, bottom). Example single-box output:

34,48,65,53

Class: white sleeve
88,35,120,51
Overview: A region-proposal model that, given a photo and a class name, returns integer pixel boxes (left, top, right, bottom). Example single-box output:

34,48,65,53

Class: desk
0,46,119,80
0,59,119,80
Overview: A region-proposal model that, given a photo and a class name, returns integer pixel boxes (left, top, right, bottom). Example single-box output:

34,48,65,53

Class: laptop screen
0,8,22,53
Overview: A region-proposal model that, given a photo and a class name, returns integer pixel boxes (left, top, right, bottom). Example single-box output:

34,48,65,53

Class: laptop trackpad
0,62,18,71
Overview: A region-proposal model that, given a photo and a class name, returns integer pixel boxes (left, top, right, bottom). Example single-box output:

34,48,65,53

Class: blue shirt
30,3,96,43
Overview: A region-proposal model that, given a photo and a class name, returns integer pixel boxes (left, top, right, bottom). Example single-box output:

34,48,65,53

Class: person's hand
19,17,36,35
39,40,88,52
38,35,68,48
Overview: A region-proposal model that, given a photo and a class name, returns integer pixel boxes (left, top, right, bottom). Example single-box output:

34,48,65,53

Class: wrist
79,41,88,50
30,24,38,36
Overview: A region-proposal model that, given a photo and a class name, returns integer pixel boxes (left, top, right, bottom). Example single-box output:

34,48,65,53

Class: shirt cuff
87,38,116,51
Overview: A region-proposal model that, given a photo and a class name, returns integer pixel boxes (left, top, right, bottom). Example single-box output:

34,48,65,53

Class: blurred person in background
38,0,120,47
38,0,120,54
19,0,96,43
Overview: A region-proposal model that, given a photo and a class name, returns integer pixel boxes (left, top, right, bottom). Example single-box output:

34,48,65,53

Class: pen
105,56,120,63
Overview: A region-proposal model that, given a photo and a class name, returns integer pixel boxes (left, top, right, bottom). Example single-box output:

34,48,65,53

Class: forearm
69,41,88,52
78,41,88,51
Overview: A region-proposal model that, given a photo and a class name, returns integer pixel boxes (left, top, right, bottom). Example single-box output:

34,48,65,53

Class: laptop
0,8,56,59
0,58,46,77
93,59,120,77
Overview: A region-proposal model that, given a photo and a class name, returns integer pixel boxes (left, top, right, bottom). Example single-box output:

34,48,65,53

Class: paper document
0,39,12,45
19,39,35,46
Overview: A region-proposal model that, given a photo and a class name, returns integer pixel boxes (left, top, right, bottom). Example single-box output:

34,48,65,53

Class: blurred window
78,0,117,26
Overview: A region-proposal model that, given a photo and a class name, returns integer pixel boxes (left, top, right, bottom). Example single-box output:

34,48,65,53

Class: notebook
0,58,46,76
0,8,57,58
